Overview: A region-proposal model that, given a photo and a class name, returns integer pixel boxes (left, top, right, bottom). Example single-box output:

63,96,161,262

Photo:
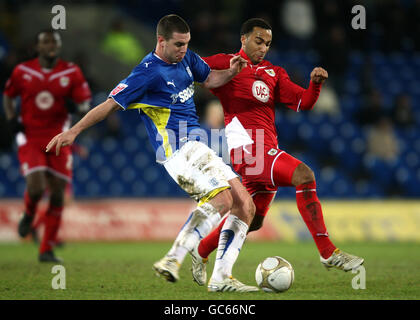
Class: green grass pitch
0,241,419,300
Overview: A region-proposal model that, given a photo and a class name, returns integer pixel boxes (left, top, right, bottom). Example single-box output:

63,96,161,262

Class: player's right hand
46,130,77,156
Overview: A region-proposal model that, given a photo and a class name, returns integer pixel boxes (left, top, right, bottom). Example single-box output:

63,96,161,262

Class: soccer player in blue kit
46,14,259,292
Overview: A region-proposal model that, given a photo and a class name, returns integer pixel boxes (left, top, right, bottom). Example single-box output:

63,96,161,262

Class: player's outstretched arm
46,98,120,156
298,67,328,111
202,55,247,89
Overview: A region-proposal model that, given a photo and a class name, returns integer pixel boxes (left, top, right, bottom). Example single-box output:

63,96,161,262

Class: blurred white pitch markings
51,5,66,30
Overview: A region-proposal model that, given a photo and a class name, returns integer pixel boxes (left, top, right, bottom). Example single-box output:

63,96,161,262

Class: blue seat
349,51,364,66
111,151,127,169
370,51,386,66
389,52,405,66
273,187,296,199
331,176,356,198
355,180,385,198
97,166,114,183
109,181,127,196
83,180,103,197
121,167,137,183
345,79,361,95
133,151,152,170
74,166,91,184
101,136,118,153
377,66,393,81
340,95,359,113
297,123,315,141
408,81,420,94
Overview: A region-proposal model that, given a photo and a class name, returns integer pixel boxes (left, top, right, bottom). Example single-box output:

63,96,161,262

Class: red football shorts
231,144,301,216
17,135,72,182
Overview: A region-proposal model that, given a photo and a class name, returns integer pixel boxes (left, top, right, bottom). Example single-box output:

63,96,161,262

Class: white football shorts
163,141,238,202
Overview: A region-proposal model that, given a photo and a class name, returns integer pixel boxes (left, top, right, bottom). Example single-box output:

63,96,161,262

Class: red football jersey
3,58,91,138
203,49,306,149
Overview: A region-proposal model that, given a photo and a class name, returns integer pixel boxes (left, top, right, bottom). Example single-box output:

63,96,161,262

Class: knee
211,190,233,215
292,163,315,186
302,168,315,184
26,185,45,201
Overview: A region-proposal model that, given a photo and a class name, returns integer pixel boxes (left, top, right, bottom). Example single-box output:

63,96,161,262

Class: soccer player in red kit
3,30,91,262
190,18,364,286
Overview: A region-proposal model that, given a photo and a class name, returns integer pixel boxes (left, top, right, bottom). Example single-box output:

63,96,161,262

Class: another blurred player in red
190,18,364,285
2,30,91,262
30,143,89,246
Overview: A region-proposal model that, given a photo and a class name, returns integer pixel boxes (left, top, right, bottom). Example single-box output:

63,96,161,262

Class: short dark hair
36,29,60,44
157,14,190,40
240,18,272,36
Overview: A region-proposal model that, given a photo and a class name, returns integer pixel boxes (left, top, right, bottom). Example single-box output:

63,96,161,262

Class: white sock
211,214,249,282
167,203,221,264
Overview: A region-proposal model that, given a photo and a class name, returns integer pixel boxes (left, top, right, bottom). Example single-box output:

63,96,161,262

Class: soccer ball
255,256,294,293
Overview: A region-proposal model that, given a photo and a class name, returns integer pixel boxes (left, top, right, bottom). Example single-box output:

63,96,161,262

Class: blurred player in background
190,18,364,285
30,143,89,245
2,30,91,262
46,15,259,292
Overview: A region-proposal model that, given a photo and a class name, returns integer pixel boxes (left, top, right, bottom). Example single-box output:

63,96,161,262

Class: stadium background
0,0,419,244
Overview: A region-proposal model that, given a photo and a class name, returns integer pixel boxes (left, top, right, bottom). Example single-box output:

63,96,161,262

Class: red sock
40,205,63,254
24,190,39,217
296,181,336,259
32,209,47,229
198,215,228,259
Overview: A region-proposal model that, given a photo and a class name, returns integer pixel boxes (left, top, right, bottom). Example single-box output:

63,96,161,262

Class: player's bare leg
153,189,231,282
18,171,47,238
207,178,259,292
38,173,66,263
291,162,364,271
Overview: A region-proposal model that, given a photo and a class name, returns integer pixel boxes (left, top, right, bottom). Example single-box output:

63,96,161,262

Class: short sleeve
187,50,211,83
3,66,21,98
71,66,92,103
108,65,151,110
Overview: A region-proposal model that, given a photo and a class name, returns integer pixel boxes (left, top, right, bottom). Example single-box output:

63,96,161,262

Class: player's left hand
229,55,248,75
310,67,328,84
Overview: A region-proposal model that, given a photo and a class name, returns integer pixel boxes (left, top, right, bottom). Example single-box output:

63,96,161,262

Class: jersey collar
36,57,63,73
152,50,178,65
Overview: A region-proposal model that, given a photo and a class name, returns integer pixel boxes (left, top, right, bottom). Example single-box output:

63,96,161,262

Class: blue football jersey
109,49,211,162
